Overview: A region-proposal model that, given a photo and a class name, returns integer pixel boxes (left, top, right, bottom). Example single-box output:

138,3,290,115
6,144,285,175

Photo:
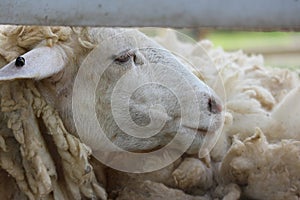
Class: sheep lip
183,126,210,135
131,145,163,153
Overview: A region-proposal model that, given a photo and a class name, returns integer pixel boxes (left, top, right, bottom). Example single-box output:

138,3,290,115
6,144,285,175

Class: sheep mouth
182,126,211,136
131,145,164,153
194,128,213,136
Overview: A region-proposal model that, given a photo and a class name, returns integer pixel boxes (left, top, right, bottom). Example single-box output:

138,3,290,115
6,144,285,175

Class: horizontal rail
0,0,300,30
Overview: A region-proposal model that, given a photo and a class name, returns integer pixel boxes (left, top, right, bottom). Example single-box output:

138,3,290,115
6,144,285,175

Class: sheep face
0,28,224,157
89,29,224,154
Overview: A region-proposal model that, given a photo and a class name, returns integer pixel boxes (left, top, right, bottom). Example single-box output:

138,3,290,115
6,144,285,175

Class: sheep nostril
133,51,145,65
208,98,222,114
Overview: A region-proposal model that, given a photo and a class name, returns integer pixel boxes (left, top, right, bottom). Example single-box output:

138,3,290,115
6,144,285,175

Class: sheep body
152,30,300,200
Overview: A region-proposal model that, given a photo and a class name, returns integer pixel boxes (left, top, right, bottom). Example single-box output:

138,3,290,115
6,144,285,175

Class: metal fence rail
0,0,299,30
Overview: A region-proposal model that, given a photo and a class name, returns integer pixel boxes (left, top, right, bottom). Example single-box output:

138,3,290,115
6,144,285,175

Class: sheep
0,26,223,199
0,25,300,200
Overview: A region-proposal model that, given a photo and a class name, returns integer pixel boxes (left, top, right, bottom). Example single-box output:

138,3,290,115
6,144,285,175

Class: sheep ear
0,46,66,81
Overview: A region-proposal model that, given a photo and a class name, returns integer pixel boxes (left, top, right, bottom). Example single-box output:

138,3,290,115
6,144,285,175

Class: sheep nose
208,97,222,114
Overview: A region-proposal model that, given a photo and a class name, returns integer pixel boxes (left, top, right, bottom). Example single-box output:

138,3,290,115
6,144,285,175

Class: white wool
172,158,213,193
152,30,300,200
152,30,300,140
220,128,300,200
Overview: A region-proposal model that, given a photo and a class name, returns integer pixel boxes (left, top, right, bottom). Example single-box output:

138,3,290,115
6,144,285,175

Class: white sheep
0,26,223,199
0,26,299,200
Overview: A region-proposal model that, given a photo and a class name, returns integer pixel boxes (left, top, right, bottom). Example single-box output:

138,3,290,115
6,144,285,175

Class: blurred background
178,29,300,69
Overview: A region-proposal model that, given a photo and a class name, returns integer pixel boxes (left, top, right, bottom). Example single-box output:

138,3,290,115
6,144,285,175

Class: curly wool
0,80,106,200
0,26,95,62
153,30,300,200
0,25,107,200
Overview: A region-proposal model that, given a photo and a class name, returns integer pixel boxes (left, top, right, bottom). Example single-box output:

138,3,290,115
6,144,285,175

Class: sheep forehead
80,28,188,94
78,28,204,95
94,28,162,57
91,30,190,92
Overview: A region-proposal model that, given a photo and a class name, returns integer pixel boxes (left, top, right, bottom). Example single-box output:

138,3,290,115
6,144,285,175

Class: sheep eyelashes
114,49,136,63
15,56,25,67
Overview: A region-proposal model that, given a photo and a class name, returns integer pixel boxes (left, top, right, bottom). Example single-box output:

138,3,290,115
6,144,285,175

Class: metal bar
0,0,299,30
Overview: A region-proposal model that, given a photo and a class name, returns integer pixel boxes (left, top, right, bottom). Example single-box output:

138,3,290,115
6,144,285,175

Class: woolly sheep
0,26,223,153
0,26,223,199
0,26,300,200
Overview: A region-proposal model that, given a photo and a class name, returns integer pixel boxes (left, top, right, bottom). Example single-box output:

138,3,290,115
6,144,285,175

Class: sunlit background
178,29,300,69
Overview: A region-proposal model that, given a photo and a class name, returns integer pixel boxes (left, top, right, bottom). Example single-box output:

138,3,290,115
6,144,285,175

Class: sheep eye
114,50,135,64
15,56,25,67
